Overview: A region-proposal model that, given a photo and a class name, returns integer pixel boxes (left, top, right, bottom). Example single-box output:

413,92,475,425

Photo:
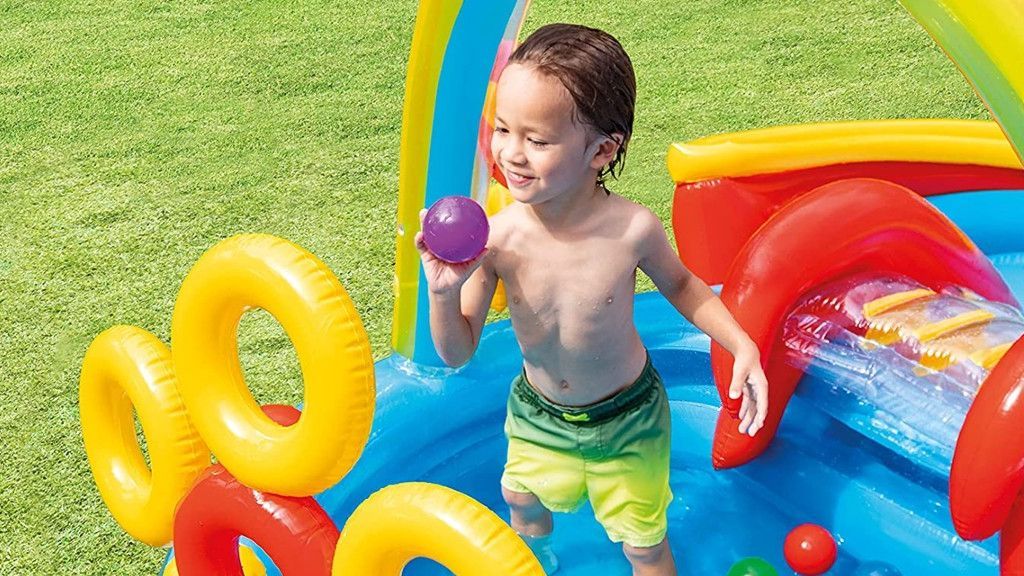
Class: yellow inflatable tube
79,326,209,546
170,234,375,497
667,119,1022,184
333,482,544,575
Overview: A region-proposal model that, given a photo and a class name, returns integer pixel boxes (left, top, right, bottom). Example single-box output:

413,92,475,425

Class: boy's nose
502,141,527,166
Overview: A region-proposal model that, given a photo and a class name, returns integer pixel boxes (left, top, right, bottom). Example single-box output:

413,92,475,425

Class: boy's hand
415,209,489,295
727,343,768,437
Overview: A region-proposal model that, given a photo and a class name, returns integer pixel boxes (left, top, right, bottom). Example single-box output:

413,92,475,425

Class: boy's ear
589,133,623,171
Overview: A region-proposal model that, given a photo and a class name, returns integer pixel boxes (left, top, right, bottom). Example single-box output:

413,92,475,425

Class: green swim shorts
501,355,673,548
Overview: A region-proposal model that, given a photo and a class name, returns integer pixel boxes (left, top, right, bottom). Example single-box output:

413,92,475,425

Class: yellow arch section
667,119,1023,184
392,0,464,359
332,483,544,575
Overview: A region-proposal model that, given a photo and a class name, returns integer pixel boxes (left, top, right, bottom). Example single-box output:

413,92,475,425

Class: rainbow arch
392,0,529,365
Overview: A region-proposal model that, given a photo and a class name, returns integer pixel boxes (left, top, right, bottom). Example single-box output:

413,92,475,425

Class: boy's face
491,64,607,205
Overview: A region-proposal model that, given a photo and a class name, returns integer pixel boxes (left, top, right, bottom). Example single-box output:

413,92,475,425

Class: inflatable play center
78,0,1024,574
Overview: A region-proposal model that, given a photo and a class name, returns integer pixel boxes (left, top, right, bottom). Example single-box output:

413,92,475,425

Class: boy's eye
528,138,548,147
495,127,509,134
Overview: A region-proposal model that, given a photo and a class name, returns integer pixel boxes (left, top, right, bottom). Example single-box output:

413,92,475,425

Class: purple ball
423,196,489,263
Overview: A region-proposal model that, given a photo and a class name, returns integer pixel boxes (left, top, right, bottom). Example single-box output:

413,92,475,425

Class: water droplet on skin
512,296,521,305
606,296,614,304
560,379,570,389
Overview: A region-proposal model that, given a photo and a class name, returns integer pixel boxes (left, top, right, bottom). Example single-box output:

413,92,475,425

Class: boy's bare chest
496,237,638,324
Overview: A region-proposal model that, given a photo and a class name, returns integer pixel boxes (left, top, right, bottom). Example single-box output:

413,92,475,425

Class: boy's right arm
415,223,498,367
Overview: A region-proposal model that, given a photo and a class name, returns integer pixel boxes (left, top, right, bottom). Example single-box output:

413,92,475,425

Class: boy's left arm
635,209,768,436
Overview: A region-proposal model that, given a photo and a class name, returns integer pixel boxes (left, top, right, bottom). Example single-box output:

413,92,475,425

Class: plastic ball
261,404,300,426
422,196,489,263
852,561,902,576
784,523,837,575
727,557,779,576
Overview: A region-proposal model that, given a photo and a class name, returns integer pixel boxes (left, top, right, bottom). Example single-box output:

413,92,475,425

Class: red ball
784,523,837,575
261,404,300,426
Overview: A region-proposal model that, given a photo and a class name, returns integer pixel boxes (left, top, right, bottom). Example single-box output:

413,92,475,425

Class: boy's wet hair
508,23,636,192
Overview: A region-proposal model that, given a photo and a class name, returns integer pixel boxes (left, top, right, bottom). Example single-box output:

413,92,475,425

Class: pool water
311,287,1014,575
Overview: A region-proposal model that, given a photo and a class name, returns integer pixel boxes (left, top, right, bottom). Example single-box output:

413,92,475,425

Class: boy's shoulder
609,192,658,220
487,201,525,237
606,193,665,243
484,202,529,256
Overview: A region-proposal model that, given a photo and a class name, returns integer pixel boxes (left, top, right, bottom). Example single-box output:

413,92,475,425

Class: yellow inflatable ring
79,326,210,546
162,545,266,576
332,483,544,575
170,234,374,496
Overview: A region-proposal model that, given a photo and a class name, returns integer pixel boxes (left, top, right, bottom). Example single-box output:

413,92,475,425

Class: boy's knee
502,486,553,535
623,539,668,566
502,486,543,511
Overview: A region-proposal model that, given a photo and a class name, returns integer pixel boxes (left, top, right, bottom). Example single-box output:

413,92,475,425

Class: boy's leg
623,538,677,576
502,372,588,573
502,486,559,574
502,485,552,535
588,364,674,574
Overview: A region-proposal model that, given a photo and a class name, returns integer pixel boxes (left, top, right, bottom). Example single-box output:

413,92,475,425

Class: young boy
415,23,769,576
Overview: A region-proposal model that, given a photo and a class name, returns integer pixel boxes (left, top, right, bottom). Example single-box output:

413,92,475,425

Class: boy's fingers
749,378,768,436
755,401,768,433
419,209,427,224
751,410,765,436
755,377,769,422
738,386,753,433
728,371,744,400
738,407,753,435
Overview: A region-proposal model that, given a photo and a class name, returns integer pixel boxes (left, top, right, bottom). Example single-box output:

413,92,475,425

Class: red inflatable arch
951,335,1024,572
674,162,1024,285
710,178,1017,469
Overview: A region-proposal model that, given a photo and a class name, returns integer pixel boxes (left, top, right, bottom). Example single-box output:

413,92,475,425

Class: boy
416,23,768,576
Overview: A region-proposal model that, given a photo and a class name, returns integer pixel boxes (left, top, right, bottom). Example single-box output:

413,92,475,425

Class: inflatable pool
78,0,1024,573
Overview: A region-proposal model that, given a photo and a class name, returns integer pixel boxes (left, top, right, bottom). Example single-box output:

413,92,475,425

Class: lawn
0,0,986,574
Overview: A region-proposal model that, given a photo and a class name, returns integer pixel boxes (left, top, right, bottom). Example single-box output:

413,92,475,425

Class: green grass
0,0,986,574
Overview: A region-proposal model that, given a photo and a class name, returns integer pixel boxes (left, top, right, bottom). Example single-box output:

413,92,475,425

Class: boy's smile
505,170,536,188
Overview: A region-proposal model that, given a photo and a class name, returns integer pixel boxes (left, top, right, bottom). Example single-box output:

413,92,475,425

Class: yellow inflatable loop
162,545,266,576
79,325,210,546
332,482,544,575
170,234,374,497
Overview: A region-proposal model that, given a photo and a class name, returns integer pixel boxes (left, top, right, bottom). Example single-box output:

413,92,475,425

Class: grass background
0,0,987,574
